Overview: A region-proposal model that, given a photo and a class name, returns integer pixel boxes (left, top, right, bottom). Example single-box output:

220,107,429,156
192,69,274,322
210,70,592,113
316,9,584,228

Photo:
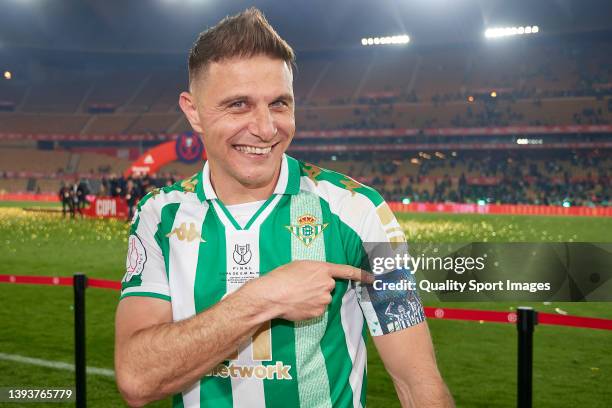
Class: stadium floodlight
485,25,540,39
361,34,409,46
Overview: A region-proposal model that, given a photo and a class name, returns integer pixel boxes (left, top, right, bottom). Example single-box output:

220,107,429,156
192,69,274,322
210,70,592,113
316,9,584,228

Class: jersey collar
195,153,300,202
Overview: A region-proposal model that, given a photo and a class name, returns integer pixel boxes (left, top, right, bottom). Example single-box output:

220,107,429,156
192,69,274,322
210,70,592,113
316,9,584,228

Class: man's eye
271,100,288,108
230,101,246,109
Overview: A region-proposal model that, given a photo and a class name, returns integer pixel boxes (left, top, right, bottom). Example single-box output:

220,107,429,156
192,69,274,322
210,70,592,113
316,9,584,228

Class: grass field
0,203,611,407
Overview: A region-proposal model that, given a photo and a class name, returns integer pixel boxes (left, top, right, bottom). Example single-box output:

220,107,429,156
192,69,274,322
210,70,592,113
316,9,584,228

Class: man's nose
248,106,277,141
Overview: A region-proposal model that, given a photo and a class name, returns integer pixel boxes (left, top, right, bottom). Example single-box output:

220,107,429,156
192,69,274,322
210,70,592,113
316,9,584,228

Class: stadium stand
0,36,610,207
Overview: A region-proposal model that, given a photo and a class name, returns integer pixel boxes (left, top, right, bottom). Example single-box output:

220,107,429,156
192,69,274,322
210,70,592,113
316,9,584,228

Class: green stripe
172,393,184,408
119,292,171,301
290,192,332,408
260,195,301,408
156,203,181,280
195,166,207,202
194,205,233,408
129,214,140,235
319,197,355,407
360,344,368,408
284,155,301,195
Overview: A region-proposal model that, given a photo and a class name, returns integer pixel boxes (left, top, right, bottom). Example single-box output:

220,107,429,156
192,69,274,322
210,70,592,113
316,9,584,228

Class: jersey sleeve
351,198,426,336
120,201,171,302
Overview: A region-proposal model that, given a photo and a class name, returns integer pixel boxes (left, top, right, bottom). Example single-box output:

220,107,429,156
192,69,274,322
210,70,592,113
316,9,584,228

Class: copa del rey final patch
124,234,147,282
285,214,328,246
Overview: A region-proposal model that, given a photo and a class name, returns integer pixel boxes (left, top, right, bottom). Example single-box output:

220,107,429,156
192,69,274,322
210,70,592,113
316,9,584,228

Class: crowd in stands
0,150,606,211
83,152,611,208
358,153,611,207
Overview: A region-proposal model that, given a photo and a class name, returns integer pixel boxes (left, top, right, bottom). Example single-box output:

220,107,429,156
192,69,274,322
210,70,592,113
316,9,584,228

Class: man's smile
232,142,279,157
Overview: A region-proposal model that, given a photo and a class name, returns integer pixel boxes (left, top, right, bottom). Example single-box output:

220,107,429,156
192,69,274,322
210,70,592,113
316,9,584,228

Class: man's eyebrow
218,95,250,107
217,93,294,107
273,93,294,103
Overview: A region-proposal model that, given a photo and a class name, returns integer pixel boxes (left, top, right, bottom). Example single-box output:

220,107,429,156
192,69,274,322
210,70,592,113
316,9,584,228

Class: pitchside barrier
2,194,612,218
1,274,612,408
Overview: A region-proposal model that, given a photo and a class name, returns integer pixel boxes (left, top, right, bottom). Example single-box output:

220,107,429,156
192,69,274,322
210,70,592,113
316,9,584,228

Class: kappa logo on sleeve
124,234,147,282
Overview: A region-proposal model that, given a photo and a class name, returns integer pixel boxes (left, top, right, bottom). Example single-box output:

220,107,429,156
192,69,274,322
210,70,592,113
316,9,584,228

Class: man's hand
244,260,374,321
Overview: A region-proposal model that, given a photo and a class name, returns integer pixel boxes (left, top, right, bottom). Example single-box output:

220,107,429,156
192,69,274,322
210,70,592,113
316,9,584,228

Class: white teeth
235,145,272,155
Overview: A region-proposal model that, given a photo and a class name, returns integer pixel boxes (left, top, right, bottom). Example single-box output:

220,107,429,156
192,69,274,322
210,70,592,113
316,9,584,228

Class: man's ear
179,91,203,134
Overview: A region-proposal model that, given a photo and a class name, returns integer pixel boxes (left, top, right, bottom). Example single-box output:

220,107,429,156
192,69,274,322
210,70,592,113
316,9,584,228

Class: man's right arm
115,260,372,407
115,278,278,407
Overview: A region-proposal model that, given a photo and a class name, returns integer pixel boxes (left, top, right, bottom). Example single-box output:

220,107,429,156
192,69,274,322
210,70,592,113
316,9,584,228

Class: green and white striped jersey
121,154,425,408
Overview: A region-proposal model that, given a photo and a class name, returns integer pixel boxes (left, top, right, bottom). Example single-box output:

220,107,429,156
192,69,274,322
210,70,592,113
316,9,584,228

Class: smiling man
114,8,453,408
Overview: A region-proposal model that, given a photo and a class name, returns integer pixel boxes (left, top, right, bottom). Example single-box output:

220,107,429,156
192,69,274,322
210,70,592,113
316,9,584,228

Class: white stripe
340,286,367,408
226,228,266,407
167,201,209,407
0,352,114,377
272,154,290,195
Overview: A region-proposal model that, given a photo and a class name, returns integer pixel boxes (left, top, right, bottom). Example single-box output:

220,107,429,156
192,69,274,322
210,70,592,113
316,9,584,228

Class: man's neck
209,164,281,206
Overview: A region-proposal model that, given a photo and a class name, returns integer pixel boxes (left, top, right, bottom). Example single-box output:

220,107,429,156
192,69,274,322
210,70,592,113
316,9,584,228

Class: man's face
181,55,295,190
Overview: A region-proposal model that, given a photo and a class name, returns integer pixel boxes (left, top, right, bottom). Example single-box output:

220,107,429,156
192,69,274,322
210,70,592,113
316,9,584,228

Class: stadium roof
0,0,611,54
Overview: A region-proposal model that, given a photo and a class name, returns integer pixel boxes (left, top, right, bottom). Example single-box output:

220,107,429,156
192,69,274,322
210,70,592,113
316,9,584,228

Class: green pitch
0,205,611,407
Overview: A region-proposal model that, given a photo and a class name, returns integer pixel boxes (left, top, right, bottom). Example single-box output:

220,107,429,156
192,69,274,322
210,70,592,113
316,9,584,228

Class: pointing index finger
328,264,374,284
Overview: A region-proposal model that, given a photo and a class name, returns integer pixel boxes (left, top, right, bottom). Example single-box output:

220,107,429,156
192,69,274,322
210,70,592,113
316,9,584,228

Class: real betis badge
286,214,328,246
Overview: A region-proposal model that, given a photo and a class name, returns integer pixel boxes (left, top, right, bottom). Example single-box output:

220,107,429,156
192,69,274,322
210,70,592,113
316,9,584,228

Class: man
58,181,71,218
115,8,453,408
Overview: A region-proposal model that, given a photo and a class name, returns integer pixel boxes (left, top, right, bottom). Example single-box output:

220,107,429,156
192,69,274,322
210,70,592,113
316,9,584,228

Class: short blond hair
188,7,296,85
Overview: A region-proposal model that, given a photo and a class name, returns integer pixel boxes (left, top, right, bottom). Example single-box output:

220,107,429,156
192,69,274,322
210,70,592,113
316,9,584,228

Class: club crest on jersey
285,214,328,246
124,234,146,282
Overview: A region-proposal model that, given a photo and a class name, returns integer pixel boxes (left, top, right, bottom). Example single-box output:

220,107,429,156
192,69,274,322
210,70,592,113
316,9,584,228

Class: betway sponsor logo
205,362,292,380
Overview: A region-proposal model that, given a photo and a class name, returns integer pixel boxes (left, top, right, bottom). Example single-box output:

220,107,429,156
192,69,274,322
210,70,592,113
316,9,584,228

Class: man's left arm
344,196,453,407
372,322,454,407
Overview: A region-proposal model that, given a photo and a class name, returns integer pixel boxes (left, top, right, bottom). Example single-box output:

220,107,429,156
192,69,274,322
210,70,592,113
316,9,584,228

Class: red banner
288,142,612,152
388,202,612,217
82,196,128,219
2,124,611,142
0,193,58,201
295,125,612,139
